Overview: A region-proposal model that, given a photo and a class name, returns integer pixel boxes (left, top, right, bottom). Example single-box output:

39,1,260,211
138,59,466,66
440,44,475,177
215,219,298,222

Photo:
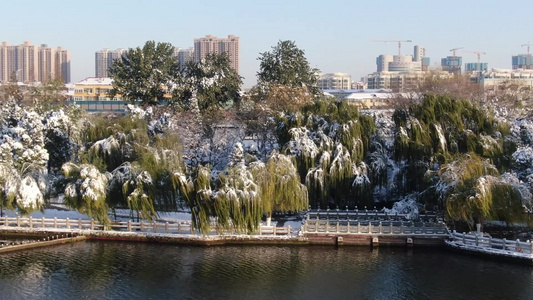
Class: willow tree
436,153,526,228
251,152,308,226
172,165,213,234
213,165,263,233
62,163,110,225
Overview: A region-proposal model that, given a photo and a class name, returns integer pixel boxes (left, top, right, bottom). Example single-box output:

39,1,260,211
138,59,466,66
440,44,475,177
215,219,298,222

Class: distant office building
318,73,352,90
512,54,532,70
421,57,430,71
0,41,71,83
376,55,394,72
388,55,422,72
95,48,126,78
376,46,426,73
441,56,463,74
174,47,194,71
465,62,488,72
194,35,240,74
413,45,424,62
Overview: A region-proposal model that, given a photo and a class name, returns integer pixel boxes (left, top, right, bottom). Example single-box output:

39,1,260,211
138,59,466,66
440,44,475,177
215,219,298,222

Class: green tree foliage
1,73,24,102
172,149,309,235
251,153,309,216
62,162,110,224
274,97,376,208
174,53,242,111
109,41,180,106
437,154,525,225
29,77,69,105
257,40,320,96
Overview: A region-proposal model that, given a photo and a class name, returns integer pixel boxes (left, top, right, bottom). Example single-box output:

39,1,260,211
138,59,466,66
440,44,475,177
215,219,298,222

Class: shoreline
0,226,445,248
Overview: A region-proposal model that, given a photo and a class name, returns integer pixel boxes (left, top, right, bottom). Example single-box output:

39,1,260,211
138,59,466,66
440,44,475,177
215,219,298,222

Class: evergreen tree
257,40,320,96
173,53,242,110
109,41,180,106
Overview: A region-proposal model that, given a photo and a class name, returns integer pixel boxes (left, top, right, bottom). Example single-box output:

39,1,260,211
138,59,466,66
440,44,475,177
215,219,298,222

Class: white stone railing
302,219,448,236
0,216,292,236
450,230,533,255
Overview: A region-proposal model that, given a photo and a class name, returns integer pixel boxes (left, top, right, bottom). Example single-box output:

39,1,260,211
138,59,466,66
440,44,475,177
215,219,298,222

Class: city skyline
2,0,532,87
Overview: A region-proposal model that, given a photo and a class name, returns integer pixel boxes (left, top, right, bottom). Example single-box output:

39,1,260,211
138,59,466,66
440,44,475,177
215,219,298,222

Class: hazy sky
3,0,532,87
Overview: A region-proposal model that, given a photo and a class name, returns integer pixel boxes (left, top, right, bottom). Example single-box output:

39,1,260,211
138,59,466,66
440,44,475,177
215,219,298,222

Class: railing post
475,234,479,246
66,218,70,229
259,226,262,235
90,219,95,230
53,217,57,228
516,239,520,252
41,217,45,228
165,222,169,233
288,225,291,235
347,221,350,233
29,216,33,228
4,215,8,226
78,219,82,229
462,232,466,244
390,222,393,234
530,241,533,254
178,223,181,234
488,236,492,248
273,226,277,236
357,222,360,234
503,238,506,250
153,221,157,233
379,221,382,234
369,222,372,234
141,221,145,232
127,220,132,232
336,221,339,233
17,216,20,227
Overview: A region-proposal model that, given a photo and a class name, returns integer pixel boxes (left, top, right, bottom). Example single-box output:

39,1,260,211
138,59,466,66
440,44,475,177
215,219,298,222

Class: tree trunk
266,212,272,227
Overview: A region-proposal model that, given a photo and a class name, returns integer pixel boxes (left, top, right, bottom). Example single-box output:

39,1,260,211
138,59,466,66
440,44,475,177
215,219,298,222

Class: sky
2,0,532,88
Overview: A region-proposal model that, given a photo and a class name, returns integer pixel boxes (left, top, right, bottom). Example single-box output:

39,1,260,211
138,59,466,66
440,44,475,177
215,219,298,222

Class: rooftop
76,77,113,85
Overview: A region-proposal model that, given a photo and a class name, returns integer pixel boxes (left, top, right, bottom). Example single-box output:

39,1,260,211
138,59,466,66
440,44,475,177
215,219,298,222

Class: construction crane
522,42,532,55
463,50,486,78
449,47,464,73
450,47,464,57
372,40,412,56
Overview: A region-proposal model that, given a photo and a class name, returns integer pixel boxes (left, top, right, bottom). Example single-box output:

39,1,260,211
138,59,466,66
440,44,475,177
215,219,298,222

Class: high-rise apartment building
56,47,71,83
174,47,194,71
0,41,71,83
193,35,240,74
95,48,126,78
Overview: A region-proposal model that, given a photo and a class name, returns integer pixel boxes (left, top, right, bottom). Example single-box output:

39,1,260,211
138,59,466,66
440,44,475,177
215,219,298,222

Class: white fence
450,230,533,255
302,219,448,235
0,216,292,236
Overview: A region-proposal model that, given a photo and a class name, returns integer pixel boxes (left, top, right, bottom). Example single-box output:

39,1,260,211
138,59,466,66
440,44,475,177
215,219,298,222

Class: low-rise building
480,68,533,90
73,77,118,101
318,73,351,90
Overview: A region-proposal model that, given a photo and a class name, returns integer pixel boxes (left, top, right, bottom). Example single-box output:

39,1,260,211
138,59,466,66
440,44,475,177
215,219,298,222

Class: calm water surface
0,241,532,300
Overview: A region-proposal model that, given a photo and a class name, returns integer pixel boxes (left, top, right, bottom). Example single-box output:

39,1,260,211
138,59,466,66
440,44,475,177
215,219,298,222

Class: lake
0,241,532,299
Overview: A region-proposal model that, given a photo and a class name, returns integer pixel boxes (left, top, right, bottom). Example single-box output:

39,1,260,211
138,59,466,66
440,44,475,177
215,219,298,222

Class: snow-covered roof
345,93,394,100
76,77,114,85
324,89,392,94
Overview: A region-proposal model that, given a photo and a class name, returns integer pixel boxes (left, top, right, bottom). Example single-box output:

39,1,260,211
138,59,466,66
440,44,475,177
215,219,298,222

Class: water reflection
0,242,532,299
